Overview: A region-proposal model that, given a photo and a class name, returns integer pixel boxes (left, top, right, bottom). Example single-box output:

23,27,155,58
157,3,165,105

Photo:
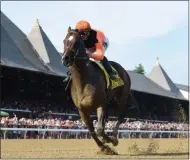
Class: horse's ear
68,26,71,32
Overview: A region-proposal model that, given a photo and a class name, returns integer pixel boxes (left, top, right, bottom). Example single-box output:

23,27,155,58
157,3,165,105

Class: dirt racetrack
1,139,189,159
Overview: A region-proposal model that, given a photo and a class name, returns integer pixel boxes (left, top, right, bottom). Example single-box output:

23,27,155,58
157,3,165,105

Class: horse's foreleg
96,106,117,145
96,106,106,137
78,110,104,148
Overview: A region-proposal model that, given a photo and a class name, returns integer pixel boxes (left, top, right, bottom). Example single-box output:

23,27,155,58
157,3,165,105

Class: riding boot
101,56,117,79
63,70,71,83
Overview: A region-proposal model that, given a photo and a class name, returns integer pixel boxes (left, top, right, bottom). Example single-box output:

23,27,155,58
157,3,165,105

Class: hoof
99,136,106,144
109,136,119,146
98,144,118,155
97,135,106,144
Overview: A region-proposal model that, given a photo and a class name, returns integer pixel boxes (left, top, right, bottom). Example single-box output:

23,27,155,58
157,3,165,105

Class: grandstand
1,10,189,128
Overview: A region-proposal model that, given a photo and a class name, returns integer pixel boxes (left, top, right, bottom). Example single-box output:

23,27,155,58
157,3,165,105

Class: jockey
63,20,117,82
75,20,117,79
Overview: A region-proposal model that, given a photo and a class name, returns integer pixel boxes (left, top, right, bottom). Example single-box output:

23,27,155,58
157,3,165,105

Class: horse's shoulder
88,60,101,69
87,60,105,77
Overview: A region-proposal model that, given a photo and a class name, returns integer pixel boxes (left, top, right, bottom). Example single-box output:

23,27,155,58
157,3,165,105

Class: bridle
63,30,89,61
62,29,89,91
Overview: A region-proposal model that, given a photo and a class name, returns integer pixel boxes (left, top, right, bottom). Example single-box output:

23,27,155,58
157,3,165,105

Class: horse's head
62,27,87,67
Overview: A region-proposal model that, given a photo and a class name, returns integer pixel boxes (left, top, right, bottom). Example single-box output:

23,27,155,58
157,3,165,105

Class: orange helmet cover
75,20,91,31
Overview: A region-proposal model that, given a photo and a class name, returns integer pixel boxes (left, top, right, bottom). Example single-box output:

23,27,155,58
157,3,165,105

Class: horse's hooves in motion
99,136,106,144
109,136,119,146
98,144,118,155
98,135,119,146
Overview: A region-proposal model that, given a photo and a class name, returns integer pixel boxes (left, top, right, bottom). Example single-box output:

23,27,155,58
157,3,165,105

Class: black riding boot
101,56,117,79
63,70,71,83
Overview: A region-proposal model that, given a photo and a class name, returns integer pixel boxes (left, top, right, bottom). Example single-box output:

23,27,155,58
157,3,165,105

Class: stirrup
110,75,117,79
109,72,117,79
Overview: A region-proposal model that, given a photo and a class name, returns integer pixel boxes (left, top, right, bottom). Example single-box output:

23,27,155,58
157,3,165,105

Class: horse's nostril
65,56,69,61
62,54,72,66
62,55,69,62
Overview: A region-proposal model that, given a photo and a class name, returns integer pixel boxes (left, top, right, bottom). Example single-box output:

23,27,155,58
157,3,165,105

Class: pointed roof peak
147,58,179,94
34,18,40,27
156,57,160,65
27,20,68,76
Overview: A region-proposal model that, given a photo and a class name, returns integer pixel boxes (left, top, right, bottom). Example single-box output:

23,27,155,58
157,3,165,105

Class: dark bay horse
62,27,131,152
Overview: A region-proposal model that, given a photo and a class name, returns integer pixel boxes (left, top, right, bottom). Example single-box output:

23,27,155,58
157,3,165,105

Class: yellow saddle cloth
89,58,124,90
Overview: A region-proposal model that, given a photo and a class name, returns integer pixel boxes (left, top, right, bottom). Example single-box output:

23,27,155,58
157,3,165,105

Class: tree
133,63,145,74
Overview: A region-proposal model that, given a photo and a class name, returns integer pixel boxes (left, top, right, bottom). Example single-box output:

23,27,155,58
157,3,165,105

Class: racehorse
61,27,131,153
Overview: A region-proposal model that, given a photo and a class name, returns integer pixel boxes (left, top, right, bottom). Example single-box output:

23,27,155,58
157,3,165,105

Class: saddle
89,58,124,90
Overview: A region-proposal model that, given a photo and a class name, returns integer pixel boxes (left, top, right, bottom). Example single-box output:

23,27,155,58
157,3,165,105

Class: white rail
1,128,188,139
0,128,188,133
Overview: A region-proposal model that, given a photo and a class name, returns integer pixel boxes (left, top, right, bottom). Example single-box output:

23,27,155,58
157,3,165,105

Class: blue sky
1,1,188,85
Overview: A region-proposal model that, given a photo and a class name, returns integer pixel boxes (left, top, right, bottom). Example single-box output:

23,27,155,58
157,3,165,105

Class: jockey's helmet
75,20,91,31
75,20,91,40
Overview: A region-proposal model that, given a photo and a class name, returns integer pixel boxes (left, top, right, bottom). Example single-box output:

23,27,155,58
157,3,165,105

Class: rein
64,35,88,61
73,38,89,60
63,30,89,91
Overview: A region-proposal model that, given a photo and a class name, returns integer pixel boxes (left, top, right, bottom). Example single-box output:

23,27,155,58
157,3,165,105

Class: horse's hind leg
96,106,118,146
113,95,128,138
78,110,104,148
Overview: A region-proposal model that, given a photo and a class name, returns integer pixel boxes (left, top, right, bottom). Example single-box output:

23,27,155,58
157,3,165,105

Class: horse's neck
71,60,89,90
71,41,90,91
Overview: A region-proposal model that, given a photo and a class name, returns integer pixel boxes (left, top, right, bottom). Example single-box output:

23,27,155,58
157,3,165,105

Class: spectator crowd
1,100,189,139
1,116,188,131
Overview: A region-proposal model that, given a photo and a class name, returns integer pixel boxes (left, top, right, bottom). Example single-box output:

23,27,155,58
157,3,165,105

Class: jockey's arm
90,43,104,61
89,30,105,61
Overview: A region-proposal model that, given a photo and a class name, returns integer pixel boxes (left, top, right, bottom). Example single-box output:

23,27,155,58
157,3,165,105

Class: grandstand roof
128,70,186,101
1,11,51,73
1,24,40,71
1,12,188,101
27,19,68,76
146,57,185,99
175,83,189,92
147,58,178,92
